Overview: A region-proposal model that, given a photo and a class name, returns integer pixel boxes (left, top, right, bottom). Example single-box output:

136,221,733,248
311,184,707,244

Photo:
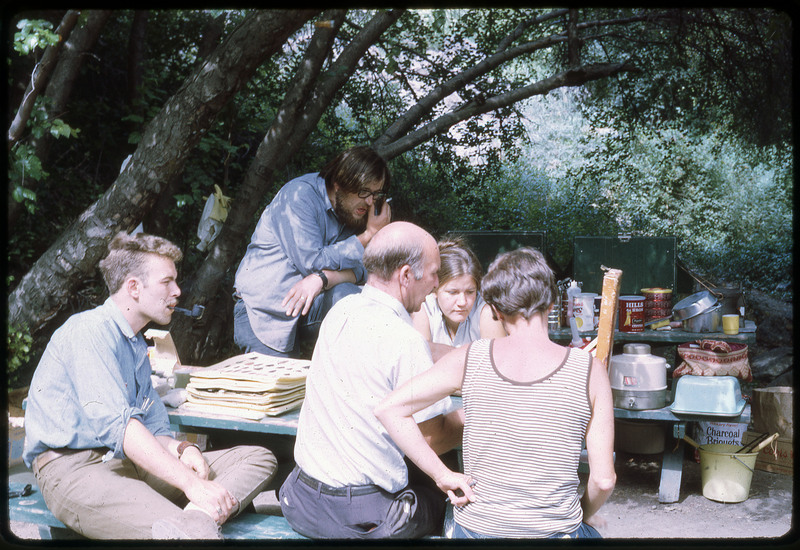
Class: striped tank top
455,338,592,537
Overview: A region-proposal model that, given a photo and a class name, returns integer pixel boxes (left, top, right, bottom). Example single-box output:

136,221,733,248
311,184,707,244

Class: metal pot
672,290,718,321
681,304,722,332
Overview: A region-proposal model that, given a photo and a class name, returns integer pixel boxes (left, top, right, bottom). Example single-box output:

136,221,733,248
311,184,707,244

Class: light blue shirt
22,298,171,468
234,172,367,352
294,285,455,492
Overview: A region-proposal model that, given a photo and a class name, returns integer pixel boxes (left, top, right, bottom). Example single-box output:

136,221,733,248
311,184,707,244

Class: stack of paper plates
184,352,310,420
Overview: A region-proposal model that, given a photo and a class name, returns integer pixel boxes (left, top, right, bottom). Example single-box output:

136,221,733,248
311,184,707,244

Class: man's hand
358,199,392,247
179,445,210,480
184,476,238,524
282,273,325,317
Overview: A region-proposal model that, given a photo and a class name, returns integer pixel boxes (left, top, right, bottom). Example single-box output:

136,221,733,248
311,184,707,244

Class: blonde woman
412,237,505,361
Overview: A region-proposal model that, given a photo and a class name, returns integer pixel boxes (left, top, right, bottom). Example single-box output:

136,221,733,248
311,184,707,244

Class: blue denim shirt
234,172,367,352
22,298,171,468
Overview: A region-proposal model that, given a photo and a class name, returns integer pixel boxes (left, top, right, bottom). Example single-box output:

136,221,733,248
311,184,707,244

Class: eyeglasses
356,189,388,200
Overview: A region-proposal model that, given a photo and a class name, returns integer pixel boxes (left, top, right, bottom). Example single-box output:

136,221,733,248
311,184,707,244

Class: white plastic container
565,281,581,320
700,443,758,503
670,375,746,417
573,292,597,332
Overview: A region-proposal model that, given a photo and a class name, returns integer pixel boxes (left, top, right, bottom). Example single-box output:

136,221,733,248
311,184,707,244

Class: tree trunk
568,9,580,67
126,11,149,125
8,9,320,336
145,12,230,236
8,10,112,232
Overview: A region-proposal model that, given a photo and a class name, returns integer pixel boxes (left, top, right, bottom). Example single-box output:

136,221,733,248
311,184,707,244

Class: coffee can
618,295,645,332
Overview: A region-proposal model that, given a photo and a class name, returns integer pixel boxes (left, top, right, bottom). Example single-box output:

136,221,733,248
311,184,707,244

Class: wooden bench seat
8,481,307,540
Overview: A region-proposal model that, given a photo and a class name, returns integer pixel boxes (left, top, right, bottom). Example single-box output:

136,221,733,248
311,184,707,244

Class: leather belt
34,448,82,471
296,468,381,497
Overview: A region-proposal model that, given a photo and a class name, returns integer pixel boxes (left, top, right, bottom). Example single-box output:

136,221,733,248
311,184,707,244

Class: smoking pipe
169,304,205,320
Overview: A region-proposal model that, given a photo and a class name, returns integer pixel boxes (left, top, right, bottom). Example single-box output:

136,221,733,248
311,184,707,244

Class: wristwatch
315,271,329,290
177,440,201,459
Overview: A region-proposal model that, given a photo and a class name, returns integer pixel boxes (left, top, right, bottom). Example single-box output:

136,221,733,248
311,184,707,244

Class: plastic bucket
699,444,757,503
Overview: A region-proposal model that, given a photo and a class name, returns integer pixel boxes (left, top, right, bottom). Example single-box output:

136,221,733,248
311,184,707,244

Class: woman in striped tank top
376,247,616,538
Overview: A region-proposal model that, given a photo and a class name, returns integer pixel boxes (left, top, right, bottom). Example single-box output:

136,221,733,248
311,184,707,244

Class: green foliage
6,8,792,322
8,144,46,214
563,117,792,291
7,315,33,388
13,19,60,56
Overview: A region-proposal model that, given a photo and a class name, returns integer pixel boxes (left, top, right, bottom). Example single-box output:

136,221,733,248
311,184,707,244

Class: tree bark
8,9,320,335
7,10,112,232
568,8,580,67
145,12,230,237
127,11,149,122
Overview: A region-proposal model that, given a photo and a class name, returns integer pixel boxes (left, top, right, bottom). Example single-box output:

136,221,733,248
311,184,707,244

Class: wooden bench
8,481,307,540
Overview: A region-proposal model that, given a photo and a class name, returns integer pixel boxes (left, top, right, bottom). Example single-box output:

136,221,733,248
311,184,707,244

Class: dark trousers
233,283,360,357
279,466,445,539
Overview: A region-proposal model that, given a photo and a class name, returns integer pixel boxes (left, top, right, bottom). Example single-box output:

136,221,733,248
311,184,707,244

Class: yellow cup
722,314,740,335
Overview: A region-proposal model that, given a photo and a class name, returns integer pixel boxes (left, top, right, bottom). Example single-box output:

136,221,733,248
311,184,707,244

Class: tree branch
8,10,80,150
375,61,638,160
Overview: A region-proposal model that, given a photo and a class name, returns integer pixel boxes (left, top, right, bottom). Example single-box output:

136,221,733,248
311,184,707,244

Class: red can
619,295,645,332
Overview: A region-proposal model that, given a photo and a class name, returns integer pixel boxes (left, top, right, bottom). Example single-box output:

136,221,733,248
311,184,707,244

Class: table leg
658,422,685,503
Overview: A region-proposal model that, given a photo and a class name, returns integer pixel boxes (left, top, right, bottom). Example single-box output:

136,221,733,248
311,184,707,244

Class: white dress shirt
294,285,455,493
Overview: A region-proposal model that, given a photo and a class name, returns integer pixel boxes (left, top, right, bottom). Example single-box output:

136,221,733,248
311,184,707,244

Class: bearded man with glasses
233,146,392,358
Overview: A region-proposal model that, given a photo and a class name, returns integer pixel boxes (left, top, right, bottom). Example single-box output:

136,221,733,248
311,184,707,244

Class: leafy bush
7,323,33,389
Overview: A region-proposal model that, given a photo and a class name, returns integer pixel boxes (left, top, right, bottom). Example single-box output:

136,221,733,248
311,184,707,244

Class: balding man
279,222,464,539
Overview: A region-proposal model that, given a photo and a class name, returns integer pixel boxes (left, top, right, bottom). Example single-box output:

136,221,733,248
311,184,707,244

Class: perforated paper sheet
185,352,309,417
190,353,310,388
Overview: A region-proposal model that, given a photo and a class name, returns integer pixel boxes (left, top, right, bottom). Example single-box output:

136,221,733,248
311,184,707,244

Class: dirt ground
584,450,794,542
8,450,794,544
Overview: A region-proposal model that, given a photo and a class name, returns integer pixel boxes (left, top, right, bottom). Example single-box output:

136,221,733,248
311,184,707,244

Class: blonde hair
99,232,182,294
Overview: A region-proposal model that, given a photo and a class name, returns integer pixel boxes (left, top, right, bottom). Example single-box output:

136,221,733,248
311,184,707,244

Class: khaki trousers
33,445,277,539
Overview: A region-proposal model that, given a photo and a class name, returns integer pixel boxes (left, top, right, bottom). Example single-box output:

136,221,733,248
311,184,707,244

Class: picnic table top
548,320,757,345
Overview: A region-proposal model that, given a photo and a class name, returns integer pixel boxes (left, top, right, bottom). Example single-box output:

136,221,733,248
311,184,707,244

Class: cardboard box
741,430,793,476
145,329,181,377
752,387,793,440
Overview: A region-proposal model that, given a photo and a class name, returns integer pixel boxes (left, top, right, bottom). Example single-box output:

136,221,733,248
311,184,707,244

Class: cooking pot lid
623,343,652,355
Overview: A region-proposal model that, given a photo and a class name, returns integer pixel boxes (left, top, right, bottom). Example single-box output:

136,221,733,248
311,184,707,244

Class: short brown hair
319,146,390,194
99,232,182,294
481,247,556,321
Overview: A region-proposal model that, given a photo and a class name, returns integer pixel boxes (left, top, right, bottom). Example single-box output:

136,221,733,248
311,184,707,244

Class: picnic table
168,394,748,504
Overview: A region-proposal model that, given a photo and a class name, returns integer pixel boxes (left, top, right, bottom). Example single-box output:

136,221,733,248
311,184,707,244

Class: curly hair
99,232,182,294
481,247,557,321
